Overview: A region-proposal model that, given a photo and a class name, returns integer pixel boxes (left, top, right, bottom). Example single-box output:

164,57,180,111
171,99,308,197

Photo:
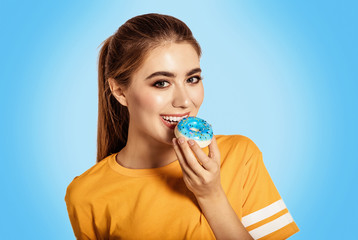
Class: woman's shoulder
64,154,114,204
214,134,262,167
215,134,261,153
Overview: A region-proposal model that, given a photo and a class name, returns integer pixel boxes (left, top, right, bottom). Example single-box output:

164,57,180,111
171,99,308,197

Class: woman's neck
116,134,177,169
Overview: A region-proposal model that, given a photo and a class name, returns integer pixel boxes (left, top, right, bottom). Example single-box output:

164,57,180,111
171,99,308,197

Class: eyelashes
153,75,203,88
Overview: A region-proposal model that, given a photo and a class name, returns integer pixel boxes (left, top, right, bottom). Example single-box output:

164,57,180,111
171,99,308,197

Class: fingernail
188,140,194,146
178,137,185,144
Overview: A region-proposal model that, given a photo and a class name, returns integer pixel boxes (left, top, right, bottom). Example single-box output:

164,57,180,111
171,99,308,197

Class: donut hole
189,128,200,132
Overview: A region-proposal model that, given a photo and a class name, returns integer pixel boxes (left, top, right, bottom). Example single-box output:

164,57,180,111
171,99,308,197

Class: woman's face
116,42,204,145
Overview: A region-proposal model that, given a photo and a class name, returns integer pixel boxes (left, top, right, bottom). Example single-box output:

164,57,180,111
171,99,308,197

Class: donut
174,116,213,148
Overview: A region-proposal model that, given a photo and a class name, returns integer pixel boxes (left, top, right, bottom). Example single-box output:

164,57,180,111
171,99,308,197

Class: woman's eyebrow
145,68,202,80
186,68,202,76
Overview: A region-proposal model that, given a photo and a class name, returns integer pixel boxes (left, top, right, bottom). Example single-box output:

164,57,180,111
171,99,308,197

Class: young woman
65,13,299,240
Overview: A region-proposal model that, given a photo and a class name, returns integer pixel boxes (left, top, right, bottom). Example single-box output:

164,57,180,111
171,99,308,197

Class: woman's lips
160,116,178,129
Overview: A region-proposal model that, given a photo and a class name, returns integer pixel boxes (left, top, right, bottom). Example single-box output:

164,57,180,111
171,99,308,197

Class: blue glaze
176,116,213,141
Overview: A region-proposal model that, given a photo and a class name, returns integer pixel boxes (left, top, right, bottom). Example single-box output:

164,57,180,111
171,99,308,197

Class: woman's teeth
161,115,188,123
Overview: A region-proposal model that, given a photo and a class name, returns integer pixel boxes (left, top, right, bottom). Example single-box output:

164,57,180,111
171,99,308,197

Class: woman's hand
172,136,223,200
172,136,253,240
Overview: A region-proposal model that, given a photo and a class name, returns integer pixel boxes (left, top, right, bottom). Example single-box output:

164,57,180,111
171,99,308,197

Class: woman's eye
187,76,202,83
153,76,202,88
153,81,169,88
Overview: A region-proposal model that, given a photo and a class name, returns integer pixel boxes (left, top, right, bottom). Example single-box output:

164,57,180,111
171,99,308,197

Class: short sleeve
64,178,99,240
242,150,299,240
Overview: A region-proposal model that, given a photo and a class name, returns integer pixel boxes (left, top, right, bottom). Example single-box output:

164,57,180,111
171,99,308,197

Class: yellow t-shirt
65,135,299,239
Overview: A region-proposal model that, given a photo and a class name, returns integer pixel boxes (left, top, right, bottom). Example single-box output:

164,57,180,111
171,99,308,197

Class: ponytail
97,37,129,162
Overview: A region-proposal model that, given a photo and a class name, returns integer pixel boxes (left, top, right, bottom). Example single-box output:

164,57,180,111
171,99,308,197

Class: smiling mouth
160,114,190,129
161,112,189,121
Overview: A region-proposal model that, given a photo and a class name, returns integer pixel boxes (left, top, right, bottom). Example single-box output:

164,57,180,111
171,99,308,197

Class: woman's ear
108,78,128,107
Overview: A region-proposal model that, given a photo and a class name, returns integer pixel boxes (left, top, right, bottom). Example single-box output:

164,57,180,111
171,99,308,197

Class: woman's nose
172,86,190,108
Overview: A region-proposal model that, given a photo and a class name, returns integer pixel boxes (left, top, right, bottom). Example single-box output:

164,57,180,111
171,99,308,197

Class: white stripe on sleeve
249,212,294,239
242,199,287,227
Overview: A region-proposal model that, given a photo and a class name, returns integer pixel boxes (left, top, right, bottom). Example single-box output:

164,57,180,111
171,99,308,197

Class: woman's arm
196,189,253,240
172,136,253,240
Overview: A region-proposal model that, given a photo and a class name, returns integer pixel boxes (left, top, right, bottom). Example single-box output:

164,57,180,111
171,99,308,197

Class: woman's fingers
173,136,221,178
186,139,219,172
208,136,221,165
175,138,206,176
172,138,197,179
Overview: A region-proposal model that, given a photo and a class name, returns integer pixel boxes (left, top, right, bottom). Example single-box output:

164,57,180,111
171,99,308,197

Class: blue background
1,0,357,239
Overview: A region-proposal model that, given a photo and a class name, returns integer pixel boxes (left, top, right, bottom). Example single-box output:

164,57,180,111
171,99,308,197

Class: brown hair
96,13,202,162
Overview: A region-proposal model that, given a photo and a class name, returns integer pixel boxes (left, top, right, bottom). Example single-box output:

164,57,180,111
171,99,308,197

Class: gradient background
1,0,357,239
